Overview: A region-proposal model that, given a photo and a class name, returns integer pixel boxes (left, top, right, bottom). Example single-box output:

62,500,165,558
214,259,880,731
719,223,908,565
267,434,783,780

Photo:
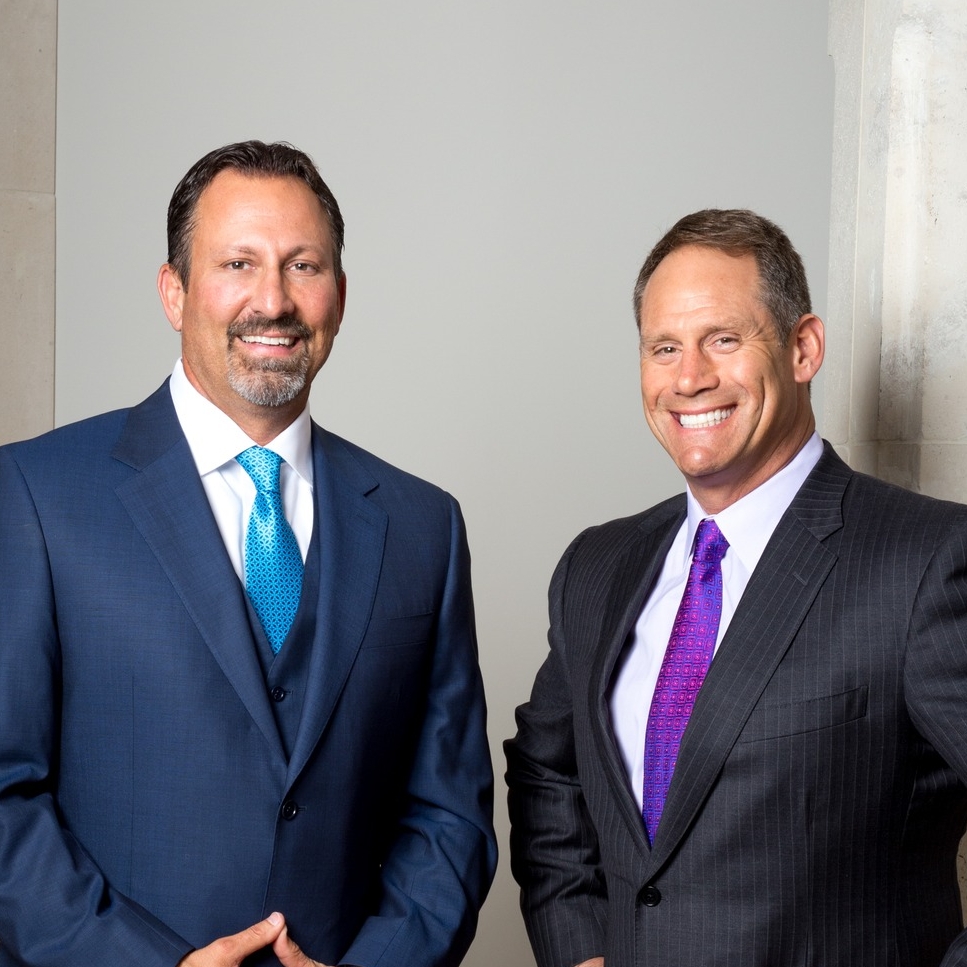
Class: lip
675,406,735,429
239,334,297,347
233,332,305,357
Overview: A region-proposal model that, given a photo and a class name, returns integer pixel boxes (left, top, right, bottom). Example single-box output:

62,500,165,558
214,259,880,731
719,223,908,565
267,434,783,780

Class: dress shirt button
270,686,287,702
280,800,299,821
640,884,662,907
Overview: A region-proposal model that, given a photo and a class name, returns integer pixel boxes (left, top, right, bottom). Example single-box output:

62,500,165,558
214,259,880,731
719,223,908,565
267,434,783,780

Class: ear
157,264,186,332
790,313,825,384
334,270,348,333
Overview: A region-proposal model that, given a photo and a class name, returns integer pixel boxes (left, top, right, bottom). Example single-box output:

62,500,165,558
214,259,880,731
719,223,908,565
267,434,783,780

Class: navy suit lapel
588,500,685,861
111,384,286,762
644,446,849,878
285,425,387,786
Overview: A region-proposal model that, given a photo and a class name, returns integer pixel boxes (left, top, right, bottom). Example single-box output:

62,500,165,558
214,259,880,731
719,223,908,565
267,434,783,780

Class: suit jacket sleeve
340,495,497,967
505,532,609,967
902,519,967,966
0,446,192,966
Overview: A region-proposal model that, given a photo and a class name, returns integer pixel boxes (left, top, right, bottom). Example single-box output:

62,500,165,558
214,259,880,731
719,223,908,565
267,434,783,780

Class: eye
226,260,249,270
290,261,318,274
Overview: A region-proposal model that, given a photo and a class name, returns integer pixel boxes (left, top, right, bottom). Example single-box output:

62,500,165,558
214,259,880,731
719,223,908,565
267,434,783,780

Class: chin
229,371,308,408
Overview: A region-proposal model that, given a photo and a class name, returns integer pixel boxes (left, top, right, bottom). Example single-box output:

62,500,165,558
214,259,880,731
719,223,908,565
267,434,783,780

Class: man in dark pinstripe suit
506,209,967,966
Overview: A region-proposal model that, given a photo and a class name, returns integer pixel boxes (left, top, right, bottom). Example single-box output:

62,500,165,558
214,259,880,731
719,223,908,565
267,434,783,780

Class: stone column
827,0,967,915
0,0,57,445
827,0,967,497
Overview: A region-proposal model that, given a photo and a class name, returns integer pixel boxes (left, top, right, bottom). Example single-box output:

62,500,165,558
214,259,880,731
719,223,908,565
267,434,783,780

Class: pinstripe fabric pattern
506,444,967,967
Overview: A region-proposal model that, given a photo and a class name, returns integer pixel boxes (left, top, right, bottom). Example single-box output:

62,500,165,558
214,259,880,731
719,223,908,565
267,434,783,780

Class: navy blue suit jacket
0,383,496,966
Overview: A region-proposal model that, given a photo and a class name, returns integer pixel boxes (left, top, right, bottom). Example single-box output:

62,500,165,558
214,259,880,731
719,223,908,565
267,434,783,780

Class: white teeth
679,407,735,428
240,335,296,346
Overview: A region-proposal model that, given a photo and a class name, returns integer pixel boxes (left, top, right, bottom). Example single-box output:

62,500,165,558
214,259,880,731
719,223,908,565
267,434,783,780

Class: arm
0,447,192,965
340,496,497,967
504,538,608,967
901,517,967,967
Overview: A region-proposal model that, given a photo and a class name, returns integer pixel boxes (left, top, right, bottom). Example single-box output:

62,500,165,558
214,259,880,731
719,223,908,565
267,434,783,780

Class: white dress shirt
168,359,314,581
609,433,824,805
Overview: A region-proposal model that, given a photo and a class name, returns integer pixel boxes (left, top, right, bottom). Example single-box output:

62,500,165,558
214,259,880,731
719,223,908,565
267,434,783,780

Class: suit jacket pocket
362,611,435,648
737,685,868,743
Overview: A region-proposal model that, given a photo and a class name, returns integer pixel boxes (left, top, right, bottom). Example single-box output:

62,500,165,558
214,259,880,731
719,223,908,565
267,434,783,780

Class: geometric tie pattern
642,518,729,844
236,446,304,654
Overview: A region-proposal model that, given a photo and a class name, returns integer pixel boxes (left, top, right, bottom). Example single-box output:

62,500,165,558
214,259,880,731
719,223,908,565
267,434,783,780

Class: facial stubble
226,315,314,408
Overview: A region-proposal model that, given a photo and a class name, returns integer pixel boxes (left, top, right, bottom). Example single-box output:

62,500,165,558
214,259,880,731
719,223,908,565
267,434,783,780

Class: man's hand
176,912,332,967
273,921,330,966
177,913,286,966
574,959,604,967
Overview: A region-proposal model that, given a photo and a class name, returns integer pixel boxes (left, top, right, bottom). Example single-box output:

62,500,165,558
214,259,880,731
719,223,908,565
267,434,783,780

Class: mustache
227,315,312,342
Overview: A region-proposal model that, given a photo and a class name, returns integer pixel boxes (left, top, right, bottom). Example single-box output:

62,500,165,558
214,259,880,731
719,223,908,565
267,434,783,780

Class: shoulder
563,493,685,564
1,382,175,477
798,443,967,539
0,408,130,477
802,451,967,577
841,464,967,531
312,424,460,518
547,494,685,605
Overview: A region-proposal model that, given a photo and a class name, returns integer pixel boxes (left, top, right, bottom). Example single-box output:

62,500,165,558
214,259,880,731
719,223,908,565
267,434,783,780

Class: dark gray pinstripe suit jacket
506,444,967,967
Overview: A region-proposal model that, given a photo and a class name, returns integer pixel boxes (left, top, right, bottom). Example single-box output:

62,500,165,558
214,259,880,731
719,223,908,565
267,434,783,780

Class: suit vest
245,516,322,760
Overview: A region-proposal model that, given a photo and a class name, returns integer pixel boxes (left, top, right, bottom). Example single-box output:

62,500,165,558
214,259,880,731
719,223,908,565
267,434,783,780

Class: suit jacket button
640,885,662,907
281,800,299,821
270,686,287,702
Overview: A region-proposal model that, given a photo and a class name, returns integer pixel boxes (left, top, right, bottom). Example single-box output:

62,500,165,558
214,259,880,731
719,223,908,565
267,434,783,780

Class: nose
252,267,296,319
674,345,718,396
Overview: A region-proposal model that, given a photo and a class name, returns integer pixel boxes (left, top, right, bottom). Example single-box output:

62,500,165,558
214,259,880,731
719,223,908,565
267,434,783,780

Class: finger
206,913,286,965
273,924,324,967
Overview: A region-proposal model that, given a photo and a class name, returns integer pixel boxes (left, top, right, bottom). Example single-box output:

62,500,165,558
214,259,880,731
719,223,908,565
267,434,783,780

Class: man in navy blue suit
0,141,496,966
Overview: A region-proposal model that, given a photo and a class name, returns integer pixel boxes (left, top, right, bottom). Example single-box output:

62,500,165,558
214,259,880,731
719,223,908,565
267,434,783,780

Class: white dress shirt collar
168,358,313,485
682,431,824,571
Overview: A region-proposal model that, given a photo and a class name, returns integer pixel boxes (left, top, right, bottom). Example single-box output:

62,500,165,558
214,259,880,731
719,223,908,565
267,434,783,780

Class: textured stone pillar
827,0,967,917
0,0,57,445
827,0,967,495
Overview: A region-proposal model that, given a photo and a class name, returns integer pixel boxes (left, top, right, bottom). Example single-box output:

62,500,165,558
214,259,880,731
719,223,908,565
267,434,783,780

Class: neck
690,422,816,516
233,404,304,446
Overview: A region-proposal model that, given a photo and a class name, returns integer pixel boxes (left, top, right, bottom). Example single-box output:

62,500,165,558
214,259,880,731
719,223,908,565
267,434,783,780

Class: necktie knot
237,446,282,494
693,518,729,566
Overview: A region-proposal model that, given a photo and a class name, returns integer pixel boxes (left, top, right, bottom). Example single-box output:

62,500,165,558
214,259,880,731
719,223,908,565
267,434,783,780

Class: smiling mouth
239,334,297,347
678,407,735,429
228,315,311,351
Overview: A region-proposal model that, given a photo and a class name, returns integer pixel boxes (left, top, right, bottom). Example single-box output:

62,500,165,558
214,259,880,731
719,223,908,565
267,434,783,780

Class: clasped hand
177,912,329,967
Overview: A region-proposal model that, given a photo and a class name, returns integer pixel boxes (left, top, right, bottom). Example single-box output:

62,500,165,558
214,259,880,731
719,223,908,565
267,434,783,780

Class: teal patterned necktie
236,446,304,653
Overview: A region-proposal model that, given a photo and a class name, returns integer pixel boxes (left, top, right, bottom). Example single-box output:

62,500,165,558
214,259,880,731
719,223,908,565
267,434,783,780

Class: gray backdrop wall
55,3,834,963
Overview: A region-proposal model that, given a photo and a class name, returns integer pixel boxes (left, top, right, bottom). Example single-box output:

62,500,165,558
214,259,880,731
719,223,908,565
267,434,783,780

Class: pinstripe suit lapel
588,500,685,859
644,446,850,877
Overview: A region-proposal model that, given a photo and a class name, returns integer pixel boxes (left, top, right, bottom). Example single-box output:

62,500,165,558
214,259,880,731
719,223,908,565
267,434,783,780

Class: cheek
192,278,248,318
640,369,667,410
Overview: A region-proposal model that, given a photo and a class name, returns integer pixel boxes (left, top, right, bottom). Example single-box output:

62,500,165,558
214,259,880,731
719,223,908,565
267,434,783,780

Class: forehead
192,170,330,245
639,245,764,331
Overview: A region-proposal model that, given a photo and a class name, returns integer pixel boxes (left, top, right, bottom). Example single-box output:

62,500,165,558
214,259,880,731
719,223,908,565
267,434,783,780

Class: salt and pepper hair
166,140,345,288
632,209,811,346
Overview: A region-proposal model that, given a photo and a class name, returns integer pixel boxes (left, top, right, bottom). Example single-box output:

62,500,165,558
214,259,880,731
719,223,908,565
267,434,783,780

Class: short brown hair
633,209,811,345
166,140,345,288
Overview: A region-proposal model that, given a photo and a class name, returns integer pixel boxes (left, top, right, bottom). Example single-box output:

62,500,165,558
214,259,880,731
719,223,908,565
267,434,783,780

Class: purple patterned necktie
642,518,729,843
